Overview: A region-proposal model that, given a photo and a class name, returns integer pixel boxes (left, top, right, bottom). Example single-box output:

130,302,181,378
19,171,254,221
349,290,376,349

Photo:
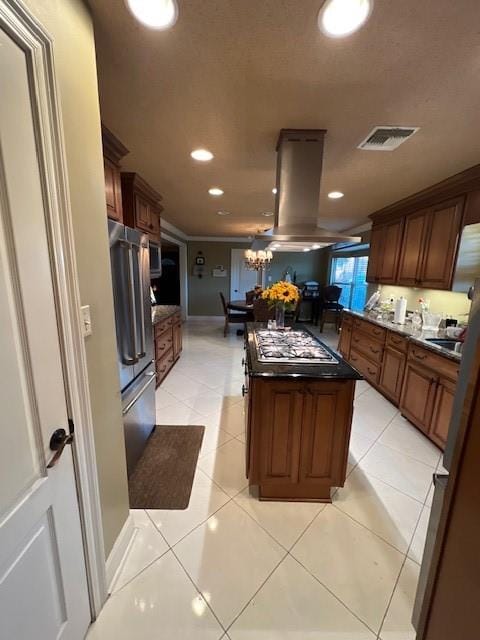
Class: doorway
230,248,260,300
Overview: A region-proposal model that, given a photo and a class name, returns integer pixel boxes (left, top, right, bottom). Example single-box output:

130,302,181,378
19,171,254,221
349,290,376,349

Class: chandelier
244,249,273,271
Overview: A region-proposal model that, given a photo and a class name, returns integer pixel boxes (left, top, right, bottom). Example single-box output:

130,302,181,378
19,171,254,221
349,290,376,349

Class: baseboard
186,315,224,320
105,513,135,593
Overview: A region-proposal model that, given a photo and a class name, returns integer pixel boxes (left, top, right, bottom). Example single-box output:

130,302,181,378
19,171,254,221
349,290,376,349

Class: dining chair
318,285,344,332
219,292,249,337
253,298,275,322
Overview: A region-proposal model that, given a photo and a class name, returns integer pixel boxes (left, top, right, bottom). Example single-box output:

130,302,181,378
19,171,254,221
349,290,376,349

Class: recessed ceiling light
318,0,373,38
191,148,214,162
271,247,277,251
125,0,178,29
303,248,311,252
312,244,321,249
208,187,224,196
262,211,274,217
328,190,344,199
272,187,277,194
217,210,230,216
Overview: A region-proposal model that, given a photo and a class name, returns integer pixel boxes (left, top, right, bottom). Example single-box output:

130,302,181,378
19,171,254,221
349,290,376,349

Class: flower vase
275,303,285,330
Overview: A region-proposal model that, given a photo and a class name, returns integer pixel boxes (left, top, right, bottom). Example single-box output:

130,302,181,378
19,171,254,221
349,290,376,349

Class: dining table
228,299,254,313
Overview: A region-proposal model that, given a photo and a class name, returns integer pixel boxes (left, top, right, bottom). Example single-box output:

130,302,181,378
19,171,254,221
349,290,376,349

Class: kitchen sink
425,338,460,351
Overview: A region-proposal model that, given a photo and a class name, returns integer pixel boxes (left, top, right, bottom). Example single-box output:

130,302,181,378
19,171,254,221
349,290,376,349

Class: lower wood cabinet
340,312,459,450
400,362,438,435
154,311,182,387
247,377,354,502
378,346,407,404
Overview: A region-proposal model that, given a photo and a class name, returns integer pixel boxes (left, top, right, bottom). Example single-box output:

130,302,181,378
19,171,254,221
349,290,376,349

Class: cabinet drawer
341,312,353,327
408,344,460,381
156,349,174,385
155,316,174,337
349,348,380,384
155,328,173,359
351,331,384,363
353,318,386,342
386,331,408,353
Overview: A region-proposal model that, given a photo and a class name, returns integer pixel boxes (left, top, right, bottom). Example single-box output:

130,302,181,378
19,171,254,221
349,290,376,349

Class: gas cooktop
254,329,338,365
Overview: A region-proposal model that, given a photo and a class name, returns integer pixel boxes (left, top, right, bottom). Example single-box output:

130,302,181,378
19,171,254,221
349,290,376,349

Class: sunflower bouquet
261,281,300,311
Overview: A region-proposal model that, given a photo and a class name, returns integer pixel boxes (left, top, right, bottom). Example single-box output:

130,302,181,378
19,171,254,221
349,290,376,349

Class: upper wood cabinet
397,209,429,286
369,196,465,290
101,125,129,222
366,218,404,284
121,172,163,243
421,198,464,289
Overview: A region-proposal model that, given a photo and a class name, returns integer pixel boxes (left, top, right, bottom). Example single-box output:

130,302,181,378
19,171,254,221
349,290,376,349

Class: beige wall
188,241,249,315
24,0,129,556
187,242,326,315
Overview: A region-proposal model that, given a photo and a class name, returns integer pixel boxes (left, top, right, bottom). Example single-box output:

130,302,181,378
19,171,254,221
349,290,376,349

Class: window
330,255,369,311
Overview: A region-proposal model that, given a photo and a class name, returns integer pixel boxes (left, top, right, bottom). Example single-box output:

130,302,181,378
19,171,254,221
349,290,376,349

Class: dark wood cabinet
154,310,182,387
420,198,464,289
429,376,456,449
367,218,404,284
370,196,465,290
378,345,406,404
338,315,352,359
173,316,182,361
247,377,354,502
397,209,429,286
121,172,163,243
101,125,128,222
399,362,437,434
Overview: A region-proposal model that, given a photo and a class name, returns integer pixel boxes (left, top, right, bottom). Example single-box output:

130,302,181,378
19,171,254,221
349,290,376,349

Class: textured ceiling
90,0,480,237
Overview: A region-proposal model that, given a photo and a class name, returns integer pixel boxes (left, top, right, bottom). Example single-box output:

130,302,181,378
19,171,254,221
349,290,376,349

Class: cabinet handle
414,352,427,360
370,347,380,354
373,329,382,335
368,368,376,375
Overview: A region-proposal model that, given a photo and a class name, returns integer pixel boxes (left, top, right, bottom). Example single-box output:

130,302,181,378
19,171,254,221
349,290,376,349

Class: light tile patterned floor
88,318,439,639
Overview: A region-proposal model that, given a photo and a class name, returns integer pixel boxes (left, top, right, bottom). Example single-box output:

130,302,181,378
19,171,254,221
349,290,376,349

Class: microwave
149,241,162,278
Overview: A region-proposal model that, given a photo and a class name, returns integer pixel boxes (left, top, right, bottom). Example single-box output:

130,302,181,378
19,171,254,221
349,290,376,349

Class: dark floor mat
128,425,205,510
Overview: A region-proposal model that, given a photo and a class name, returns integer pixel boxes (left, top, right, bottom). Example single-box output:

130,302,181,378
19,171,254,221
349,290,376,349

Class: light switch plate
81,305,92,337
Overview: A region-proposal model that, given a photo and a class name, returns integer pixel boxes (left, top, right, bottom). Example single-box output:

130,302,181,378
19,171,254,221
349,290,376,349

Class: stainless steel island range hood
252,129,360,251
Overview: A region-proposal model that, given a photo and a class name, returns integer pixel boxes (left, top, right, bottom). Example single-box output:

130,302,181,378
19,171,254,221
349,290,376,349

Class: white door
0,25,90,640
230,248,259,300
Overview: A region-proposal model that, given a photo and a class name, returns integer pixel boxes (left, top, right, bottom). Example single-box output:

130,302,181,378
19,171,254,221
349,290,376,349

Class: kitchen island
243,324,362,502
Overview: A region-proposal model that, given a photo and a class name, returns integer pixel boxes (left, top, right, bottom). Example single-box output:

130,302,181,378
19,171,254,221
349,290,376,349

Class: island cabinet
101,125,129,222
121,172,163,243
246,378,355,502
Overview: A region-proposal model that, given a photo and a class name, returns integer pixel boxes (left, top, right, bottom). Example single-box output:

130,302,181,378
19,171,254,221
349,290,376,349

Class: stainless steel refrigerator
109,219,156,476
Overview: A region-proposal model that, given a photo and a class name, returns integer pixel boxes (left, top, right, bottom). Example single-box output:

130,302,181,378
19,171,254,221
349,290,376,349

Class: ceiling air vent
358,126,419,151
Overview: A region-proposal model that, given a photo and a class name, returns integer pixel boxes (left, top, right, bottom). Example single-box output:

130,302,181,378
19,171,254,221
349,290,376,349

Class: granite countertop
345,310,462,362
245,323,362,380
151,305,180,325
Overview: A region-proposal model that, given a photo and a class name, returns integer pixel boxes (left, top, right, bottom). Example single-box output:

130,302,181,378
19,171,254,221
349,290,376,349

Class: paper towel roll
394,297,407,324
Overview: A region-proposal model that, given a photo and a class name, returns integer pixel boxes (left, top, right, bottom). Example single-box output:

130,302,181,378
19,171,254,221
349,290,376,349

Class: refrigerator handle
124,241,139,364
136,242,147,359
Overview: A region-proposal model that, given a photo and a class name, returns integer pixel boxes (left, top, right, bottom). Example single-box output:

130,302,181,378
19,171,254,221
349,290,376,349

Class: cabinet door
400,362,437,434
257,382,304,485
173,321,182,360
134,193,152,233
338,322,352,359
420,198,464,289
378,346,406,404
429,377,456,449
299,382,353,487
149,206,161,241
378,218,404,283
397,210,429,286
104,157,123,222
366,224,384,283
